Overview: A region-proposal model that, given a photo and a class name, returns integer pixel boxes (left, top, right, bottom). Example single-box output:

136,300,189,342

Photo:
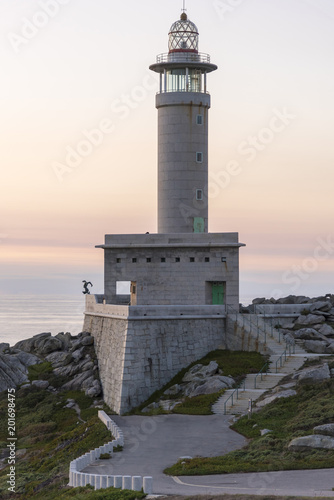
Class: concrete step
216,313,311,415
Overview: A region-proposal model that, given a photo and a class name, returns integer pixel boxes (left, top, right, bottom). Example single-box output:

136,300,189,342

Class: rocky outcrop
0,332,102,398
295,314,326,327
143,360,236,412
0,351,41,392
295,363,331,385
288,435,334,451
250,294,334,306
313,424,334,437
256,389,297,408
289,423,334,451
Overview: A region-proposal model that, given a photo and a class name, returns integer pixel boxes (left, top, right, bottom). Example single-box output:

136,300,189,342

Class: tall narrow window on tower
196,152,203,163
196,114,203,125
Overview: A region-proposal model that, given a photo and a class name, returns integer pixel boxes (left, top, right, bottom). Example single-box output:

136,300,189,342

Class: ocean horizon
0,293,255,347
0,294,86,347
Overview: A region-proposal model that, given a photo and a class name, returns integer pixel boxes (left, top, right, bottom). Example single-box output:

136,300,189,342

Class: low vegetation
164,377,334,476
0,386,125,499
129,350,267,415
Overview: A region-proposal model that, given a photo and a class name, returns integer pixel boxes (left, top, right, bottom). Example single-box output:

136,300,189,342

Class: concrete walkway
82,414,334,497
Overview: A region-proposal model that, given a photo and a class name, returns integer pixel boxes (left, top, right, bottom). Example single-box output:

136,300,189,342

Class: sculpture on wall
82,281,93,295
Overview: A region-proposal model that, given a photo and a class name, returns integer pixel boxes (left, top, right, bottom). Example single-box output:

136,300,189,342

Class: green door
212,282,224,305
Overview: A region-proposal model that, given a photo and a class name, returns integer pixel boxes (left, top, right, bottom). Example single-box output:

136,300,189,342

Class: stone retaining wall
69,410,153,494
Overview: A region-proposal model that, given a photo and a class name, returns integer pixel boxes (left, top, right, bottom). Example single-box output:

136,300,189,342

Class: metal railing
156,52,211,64
275,344,295,373
226,305,268,345
254,362,269,389
223,379,246,415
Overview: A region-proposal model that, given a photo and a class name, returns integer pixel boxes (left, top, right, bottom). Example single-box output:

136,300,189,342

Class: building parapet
97,232,245,249
85,296,226,320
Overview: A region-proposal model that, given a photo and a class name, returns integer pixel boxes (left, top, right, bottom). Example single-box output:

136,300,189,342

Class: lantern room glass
166,68,203,93
168,18,199,53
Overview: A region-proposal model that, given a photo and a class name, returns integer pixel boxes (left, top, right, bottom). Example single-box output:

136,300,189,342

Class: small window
116,258,122,263
161,257,166,263
196,114,203,125
175,257,180,263
221,257,227,263
196,152,203,163
146,258,151,263
190,257,195,263
196,189,203,201
205,257,210,263
132,258,137,263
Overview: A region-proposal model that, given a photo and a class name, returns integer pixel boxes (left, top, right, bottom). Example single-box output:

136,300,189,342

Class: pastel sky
0,0,333,303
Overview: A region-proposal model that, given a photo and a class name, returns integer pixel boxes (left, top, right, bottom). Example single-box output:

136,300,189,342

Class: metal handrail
156,52,211,64
226,305,267,345
254,362,269,389
275,350,287,373
223,379,246,415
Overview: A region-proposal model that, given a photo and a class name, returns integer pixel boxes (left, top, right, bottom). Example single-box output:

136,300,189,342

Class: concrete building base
84,296,265,414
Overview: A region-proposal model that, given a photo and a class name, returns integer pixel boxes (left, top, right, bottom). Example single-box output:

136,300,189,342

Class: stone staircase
212,313,309,415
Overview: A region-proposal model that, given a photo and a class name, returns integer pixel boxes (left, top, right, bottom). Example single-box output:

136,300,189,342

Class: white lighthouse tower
150,11,217,234
84,8,245,415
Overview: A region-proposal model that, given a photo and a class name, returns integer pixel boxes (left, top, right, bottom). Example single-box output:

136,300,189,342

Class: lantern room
150,12,217,95
168,12,199,53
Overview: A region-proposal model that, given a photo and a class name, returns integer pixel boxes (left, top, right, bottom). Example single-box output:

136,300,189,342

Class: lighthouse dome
168,13,199,53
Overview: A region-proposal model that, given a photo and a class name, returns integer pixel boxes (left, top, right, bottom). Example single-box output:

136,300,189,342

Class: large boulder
45,351,73,368
309,301,332,313
313,424,334,437
288,435,334,451
14,333,51,353
295,314,326,327
316,324,334,336
0,352,41,392
61,370,95,391
182,361,218,382
0,343,10,354
326,342,334,354
256,389,297,408
187,376,232,398
303,340,328,354
292,328,323,341
297,363,330,384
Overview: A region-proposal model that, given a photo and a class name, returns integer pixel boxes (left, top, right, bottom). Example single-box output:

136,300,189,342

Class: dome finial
181,0,187,20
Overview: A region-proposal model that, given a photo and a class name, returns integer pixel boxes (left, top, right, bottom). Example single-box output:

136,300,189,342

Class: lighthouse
150,12,217,234
83,9,245,415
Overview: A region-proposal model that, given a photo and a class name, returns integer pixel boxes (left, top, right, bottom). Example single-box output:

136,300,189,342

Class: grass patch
128,350,267,415
172,390,226,415
28,362,53,381
0,387,114,499
22,485,146,500
164,378,334,476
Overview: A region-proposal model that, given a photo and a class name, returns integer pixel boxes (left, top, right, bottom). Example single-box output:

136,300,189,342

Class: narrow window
161,257,166,263
116,258,122,263
196,114,203,125
196,152,203,163
146,258,151,263
196,189,203,201
175,257,180,263
132,258,137,263
190,257,195,263
221,257,227,263
205,257,210,263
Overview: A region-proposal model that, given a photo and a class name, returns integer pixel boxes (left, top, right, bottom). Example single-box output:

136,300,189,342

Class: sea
0,295,86,347
0,293,254,347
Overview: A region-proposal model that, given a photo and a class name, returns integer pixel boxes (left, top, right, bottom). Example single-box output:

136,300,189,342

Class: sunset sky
1,0,333,303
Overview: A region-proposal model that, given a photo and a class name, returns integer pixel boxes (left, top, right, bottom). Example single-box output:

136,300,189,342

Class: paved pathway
82,414,334,497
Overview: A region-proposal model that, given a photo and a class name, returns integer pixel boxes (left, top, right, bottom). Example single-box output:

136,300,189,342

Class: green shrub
28,362,53,381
